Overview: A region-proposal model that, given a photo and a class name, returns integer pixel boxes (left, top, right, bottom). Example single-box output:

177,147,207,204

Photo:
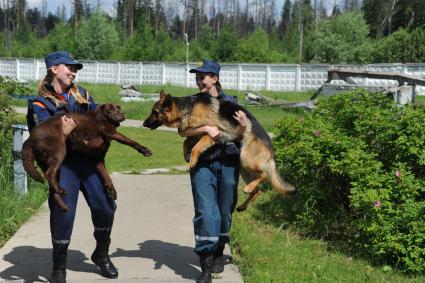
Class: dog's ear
95,104,107,120
162,94,173,110
159,90,166,102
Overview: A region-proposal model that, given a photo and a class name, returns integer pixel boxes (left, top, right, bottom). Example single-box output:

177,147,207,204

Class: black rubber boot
91,240,118,279
212,245,225,273
50,254,67,283
196,253,213,283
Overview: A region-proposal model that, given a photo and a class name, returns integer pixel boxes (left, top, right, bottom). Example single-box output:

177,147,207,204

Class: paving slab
0,174,243,283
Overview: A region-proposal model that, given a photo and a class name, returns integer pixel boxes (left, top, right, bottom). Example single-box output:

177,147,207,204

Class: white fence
1,58,425,93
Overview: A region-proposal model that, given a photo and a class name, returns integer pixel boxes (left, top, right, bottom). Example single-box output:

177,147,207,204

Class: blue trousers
49,153,116,257
190,159,239,255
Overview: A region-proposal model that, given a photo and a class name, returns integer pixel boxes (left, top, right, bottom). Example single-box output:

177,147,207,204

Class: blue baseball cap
45,51,83,70
189,59,220,77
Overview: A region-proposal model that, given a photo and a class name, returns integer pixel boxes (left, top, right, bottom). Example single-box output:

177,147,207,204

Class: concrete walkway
0,174,244,283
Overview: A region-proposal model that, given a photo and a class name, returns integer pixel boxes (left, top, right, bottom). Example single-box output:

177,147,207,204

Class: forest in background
1,0,425,64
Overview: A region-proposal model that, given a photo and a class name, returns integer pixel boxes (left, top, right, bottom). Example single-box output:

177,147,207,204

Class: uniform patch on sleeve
33,101,46,108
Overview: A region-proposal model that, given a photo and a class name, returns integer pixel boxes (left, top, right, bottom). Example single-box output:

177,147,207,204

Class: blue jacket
30,83,96,125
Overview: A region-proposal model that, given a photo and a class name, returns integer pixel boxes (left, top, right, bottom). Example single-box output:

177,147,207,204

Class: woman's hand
61,115,76,137
234,110,248,138
233,110,248,127
205,125,221,139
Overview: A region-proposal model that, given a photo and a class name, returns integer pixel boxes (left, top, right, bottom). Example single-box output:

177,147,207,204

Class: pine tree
278,0,291,39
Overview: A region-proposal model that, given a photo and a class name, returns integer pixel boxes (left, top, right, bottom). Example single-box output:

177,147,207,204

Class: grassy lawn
106,127,187,173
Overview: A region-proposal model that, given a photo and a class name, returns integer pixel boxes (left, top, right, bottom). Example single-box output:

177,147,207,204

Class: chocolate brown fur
143,90,296,212
22,104,152,211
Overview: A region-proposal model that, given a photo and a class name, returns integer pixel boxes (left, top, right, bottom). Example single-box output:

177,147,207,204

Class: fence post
161,63,166,85
295,64,301,91
12,124,29,195
185,63,190,87
116,62,121,85
139,62,143,85
16,59,20,81
95,61,100,84
265,65,271,91
34,59,39,81
237,64,242,91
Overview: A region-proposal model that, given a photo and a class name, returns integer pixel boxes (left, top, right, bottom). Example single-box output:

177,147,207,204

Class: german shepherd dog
22,103,152,211
143,90,296,211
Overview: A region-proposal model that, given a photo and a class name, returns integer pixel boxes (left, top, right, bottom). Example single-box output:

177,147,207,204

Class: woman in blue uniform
28,51,118,283
179,60,248,283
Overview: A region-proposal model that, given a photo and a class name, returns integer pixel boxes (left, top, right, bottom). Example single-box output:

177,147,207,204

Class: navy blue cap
45,51,83,70
189,59,220,76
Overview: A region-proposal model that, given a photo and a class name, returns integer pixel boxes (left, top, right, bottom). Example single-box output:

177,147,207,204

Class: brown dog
143,90,296,211
22,103,152,211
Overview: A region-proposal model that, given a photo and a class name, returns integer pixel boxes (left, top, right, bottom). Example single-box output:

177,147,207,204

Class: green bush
272,90,425,273
0,77,48,247
372,27,425,63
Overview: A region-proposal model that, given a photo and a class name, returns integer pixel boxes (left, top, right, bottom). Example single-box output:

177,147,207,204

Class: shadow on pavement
111,240,200,280
0,246,97,282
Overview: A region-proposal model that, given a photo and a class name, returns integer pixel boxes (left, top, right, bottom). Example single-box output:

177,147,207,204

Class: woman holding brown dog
179,59,248,283
27,51,118,283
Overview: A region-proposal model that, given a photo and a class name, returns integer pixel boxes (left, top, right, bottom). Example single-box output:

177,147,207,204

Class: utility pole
184,33,189,64
298,0,303,64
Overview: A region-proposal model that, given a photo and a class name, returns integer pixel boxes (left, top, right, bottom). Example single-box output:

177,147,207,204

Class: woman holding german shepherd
27,51,118,283
179,60,248,283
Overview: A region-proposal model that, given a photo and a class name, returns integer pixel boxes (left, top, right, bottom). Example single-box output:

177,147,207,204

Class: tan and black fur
143,90,296,211
22,104,152,211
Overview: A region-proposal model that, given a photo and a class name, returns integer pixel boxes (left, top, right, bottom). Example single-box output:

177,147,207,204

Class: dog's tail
22,140,45,183
266,160,296,197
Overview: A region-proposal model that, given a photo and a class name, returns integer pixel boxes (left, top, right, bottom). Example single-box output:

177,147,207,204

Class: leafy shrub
0,77,17,163
0,77,48,247
272,90,425,272
372,27,425,63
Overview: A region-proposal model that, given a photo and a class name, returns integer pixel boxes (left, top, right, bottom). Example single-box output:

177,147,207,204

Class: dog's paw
137,146,152,156
236,205,247,212
242,186,253,194
109,191,117,200
188,159,198,169
105,185,117,200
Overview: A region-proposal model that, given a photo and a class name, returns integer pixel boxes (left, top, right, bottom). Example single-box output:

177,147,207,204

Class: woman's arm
179,125,221,139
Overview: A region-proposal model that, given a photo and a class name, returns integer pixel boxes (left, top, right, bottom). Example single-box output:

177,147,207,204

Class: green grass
105,127,186,173
231,189,425,283
0,178,47,247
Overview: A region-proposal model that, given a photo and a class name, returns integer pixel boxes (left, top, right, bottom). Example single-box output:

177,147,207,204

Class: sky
25,0,343,19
